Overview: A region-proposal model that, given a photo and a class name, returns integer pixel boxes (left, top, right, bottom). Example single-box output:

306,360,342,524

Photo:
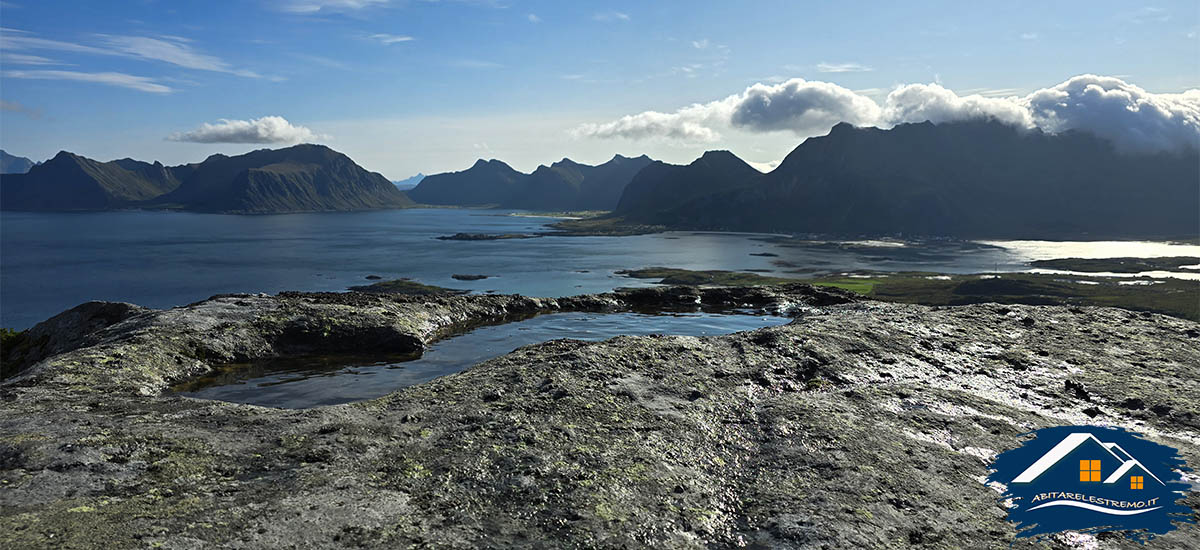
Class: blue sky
1,1,1197,178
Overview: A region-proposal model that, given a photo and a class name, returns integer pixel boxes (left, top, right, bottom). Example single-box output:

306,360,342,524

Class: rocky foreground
1,285,1197,549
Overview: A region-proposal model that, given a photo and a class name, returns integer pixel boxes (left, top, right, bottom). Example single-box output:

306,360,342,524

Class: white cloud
593,12,630,22
571,100,731,142
732,79,882,133
1,30,260,77
1020,32,1038,40
1023,75,1200,152
2,69,171,93
527,13,541,23
881,83,1033,128
96,35,260,77
453,59,504,69
0,52,60,65
369,33,414,44
692,39,709,49
167,116,321,144
1121,6,1171,24
816,62,873,73
0,32,112,56
573,75,1200,153
572,79,878,143
0,99,40,118
281,0,388,14
745,160,779,173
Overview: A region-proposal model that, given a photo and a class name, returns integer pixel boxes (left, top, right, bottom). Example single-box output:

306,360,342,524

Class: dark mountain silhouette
155,144,411,213
617,120,1200,239
1,152,189,211
1,150,36,174
407,159,526,206
1,144,412,213
615,150,761,219
409,154,653,210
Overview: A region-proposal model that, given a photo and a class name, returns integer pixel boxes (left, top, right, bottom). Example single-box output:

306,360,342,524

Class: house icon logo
988,426,1194,542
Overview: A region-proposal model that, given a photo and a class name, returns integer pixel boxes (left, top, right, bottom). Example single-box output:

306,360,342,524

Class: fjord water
3,208,1199,329
174,310,791,408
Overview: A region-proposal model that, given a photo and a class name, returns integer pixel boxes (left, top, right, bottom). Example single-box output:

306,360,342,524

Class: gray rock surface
1,285,1197,549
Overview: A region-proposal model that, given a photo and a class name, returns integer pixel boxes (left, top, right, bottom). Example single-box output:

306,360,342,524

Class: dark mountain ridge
408,159,526,206
155,144,411,213
617,120,1200,239
1,151,187,211
1,144,412,213
408,154,653,210
615,150,762,219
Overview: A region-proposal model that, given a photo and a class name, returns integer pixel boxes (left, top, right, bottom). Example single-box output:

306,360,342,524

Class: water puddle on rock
173,310,790,408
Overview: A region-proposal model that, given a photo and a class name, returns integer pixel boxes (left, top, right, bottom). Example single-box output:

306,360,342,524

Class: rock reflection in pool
174,310,790,409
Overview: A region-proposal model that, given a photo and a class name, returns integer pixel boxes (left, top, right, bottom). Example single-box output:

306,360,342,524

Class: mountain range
408,154,653,211
609,120,1199,239
1,150,36,174
0,144,412,213
4,120,1195,238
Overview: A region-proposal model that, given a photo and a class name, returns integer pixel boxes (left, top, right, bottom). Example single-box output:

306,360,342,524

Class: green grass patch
618,267,796,287
811,279,876,295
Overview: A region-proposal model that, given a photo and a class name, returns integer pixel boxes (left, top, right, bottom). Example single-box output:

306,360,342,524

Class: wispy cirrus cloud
96,34,261,77
0,99,41,118
452,59,504,69
2,69,172,93
816,62,873,73
167,116,321,144
279,0,389,14
277,0,506,14
527,13,541,23
368,33,414,44
0,52,61,65
593,12,630,22
1,30,262,78
0,31,111,56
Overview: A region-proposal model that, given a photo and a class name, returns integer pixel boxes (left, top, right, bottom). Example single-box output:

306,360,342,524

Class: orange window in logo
1131,476,1144,490
1079,460,1101,482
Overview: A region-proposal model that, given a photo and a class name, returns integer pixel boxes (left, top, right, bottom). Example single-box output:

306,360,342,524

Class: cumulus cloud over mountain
1023,75,1200,153
731,80,881,134
571,102,731,142
574,75,1200,153
167,116,320,144
880,83,1033,129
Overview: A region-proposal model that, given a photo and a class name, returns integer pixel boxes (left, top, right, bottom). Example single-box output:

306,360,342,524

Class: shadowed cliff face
1,286,1197,549
616,120,1200,239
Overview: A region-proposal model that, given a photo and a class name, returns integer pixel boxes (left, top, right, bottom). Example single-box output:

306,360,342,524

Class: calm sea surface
3,208,1198,329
